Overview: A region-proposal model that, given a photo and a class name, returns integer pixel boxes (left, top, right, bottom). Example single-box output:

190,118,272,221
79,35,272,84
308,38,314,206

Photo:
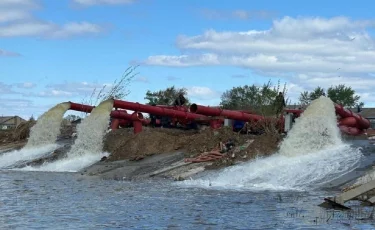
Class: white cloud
142,16,375,106
0,10,31,23
0,97,52,119
0,0,106,38
144,54,220,67
0,49,21,57
0,0,38,8
0,82,17,94
198,9,276,20
15,82,36,89
72,0,136,6
232,74,249,78
187,86,220,100
134,76,149,83
45,81,111,96
167,76,180,81
0,21,105,38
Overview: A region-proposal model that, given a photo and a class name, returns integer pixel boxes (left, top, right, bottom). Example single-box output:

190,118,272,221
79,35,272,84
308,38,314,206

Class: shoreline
0,128,374,188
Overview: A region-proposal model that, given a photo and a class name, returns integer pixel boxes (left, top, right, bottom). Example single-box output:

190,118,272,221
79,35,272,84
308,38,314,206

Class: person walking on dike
274,92,286,117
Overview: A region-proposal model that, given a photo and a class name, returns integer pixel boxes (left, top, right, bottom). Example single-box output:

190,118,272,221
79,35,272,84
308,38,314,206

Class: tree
299,84,362,108
220,80,288,115
298,86,325,106
28,115,35,122
65,114,81,122
144,86,190,105
310,86,325,100
299,91,310,106
327,84,361,108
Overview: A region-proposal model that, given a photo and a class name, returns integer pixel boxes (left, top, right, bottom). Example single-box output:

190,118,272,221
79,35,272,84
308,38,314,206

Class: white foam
20,99,114,172
179,96,363,191
180,144,362,191
0,144,59,169
18,152,109,172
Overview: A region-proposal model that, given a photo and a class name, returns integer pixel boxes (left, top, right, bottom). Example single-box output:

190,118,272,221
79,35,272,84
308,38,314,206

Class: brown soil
103,127,281,163
0,120,36,146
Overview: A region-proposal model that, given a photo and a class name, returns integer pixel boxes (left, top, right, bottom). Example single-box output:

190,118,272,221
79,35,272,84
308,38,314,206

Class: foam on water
22,99,114,172
25,102,71,148
180,96,363,191
0,144,59,169
18,152,110,172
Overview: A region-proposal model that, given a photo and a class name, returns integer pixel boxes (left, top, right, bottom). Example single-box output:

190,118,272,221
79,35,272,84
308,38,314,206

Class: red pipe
69,102,94,113
118,119,130,127
155,105,189,112
68,102,146,133
189,103,264,122
111,119,120,130
113,100,209,121
334,104,370,129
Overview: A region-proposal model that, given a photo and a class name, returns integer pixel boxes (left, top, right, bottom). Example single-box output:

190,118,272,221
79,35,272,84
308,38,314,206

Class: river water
1,157,375,230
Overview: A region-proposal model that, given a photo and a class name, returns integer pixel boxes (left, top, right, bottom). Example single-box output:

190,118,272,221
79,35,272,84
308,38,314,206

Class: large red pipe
334,104,370,129
69,102,94,113
155,105,189,112
68,102,146,133
113,100,209,121
189,104,264,122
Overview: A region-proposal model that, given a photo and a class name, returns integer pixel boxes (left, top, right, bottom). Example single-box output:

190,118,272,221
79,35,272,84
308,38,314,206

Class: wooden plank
334,180,375,204
367,196,375,204
321,198,351,210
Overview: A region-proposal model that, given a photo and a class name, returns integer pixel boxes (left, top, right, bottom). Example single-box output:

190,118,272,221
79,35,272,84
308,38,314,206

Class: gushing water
0,144,58,169
25,102,71,148
22,99,114,172
180,96,362,191
278,96,342,157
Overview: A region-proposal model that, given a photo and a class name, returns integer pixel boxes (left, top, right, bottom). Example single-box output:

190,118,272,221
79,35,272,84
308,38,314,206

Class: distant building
0,116,27,130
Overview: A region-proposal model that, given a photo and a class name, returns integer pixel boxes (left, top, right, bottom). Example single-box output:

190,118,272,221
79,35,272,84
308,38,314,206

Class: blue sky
1,0,375,119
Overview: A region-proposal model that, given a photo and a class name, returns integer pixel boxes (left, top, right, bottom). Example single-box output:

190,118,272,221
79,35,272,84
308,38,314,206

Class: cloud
143,54,220,67
0,82,18,94
141,16,375,106
72,0,136,6
15,82,36,89
232,74,249,78
198,9,276,20
0,0,106,38
44,81,111,97
0,10,31,23
134,76,149,83
0,21,105,38
0,0,38,8
187,86,220,100
0,97,52,119
167,76,180,81
0,49,21,57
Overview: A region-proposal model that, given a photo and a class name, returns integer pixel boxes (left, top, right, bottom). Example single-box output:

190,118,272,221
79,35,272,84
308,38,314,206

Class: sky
1,0,375,119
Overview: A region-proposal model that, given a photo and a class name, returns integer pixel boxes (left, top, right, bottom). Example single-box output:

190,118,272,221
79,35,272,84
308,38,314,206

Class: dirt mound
12,120,36,141
104,127,281,162
0,121,36,145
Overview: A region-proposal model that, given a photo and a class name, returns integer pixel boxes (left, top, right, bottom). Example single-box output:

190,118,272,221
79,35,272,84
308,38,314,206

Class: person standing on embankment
274,92,286,117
